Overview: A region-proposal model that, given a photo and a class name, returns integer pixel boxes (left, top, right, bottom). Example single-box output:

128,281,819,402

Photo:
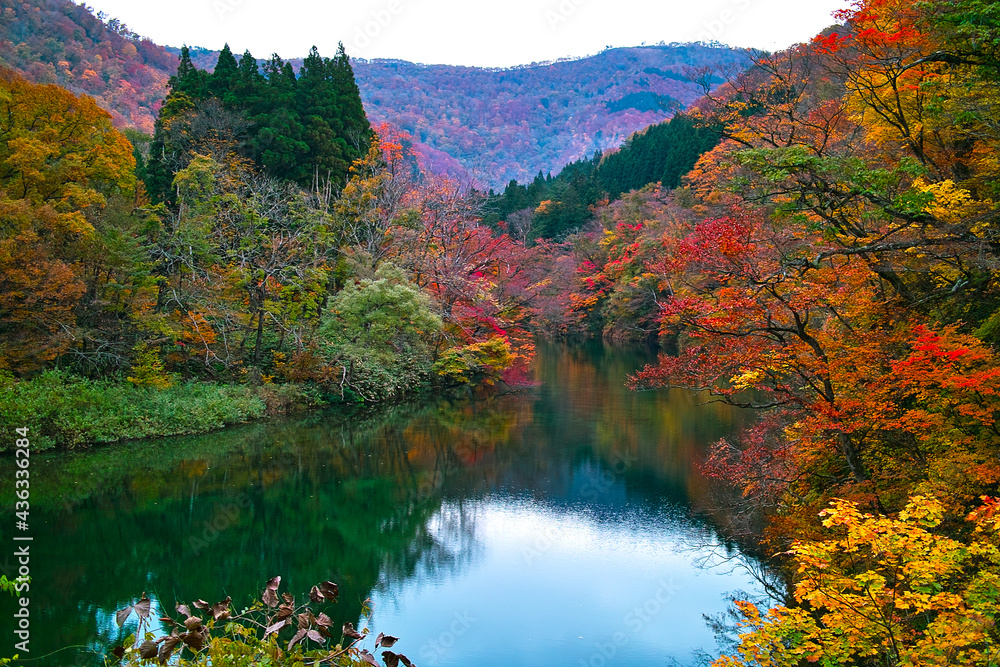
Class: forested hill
182,43,748,187
483,112,723,241
0,0,177,133
349,45,747,187
0,0,746,187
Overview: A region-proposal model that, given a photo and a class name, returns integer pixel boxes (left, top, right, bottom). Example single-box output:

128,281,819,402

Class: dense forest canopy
4,0,1000,664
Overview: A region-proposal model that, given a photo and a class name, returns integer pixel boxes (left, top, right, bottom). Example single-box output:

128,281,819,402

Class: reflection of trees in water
0,342,763,664
5,402,473,663
681,522,789,605
376,500,485,598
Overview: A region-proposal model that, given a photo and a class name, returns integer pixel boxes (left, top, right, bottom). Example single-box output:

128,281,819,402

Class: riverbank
0,371,329,452
0,363,512,453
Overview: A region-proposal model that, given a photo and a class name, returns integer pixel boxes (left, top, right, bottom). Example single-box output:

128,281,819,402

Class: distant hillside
2,0,746,186
351,45,746,187
181,44,747,188
0,0,177,133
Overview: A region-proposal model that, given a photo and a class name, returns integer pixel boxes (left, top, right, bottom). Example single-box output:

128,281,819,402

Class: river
0,341,768,666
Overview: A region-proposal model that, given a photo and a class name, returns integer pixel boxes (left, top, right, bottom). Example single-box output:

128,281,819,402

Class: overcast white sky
84,0,851,67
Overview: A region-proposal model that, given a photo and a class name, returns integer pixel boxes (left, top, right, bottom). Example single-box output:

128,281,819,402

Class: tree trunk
838,431,868,483
253,308,265,367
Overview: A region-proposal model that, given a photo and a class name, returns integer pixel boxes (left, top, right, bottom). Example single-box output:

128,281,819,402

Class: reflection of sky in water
0,342,765,665
367,485,763,667
88,597,166,662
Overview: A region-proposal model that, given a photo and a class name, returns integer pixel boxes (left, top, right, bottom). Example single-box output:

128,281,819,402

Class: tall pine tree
143,44,370,201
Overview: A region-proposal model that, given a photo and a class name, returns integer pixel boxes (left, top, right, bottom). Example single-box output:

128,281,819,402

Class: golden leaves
915,178,994,231
0,67,136,209
716,495,1000,667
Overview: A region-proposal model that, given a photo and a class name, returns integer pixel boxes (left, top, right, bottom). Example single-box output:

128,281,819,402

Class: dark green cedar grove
144,43,371,202
483,113,721,241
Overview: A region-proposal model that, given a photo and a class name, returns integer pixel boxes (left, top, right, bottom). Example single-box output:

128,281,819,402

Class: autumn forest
2,0,1000,664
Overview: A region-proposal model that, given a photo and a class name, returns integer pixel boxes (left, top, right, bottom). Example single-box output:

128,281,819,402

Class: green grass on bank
0,371,318,451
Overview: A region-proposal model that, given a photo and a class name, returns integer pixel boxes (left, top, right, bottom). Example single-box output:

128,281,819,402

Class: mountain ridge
1,0,745,186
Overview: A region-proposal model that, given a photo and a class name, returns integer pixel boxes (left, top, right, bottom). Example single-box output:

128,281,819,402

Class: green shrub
318,264,444,402
433,337,514,384
256,382,327,414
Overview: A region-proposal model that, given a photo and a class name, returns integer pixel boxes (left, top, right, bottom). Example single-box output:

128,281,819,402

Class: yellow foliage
715,495,1000,667
433,337,514,384
916,179,994,231
535,199,556,215
126,344,173,390
0,67,136,213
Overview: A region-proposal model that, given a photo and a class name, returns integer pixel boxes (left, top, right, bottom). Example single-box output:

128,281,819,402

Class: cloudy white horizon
81,0,852,68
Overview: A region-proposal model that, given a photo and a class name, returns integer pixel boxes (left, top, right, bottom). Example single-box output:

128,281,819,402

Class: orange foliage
0,68,136,372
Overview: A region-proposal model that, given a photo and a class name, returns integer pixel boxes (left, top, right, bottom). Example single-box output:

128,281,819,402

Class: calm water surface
0,341,766,665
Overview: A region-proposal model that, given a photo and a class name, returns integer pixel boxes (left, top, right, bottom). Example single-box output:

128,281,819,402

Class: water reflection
0,341,763,665
368,495,748,667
